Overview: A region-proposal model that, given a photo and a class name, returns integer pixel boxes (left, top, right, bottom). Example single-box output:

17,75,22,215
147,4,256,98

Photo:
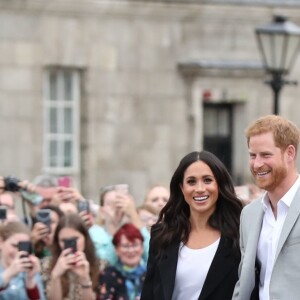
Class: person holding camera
90,184,145,266
41,213,101,300
0,192,21,223
141,151,243,300
0,221,46,299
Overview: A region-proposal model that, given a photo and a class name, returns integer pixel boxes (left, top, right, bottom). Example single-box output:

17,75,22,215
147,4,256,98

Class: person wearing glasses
98,223,146,300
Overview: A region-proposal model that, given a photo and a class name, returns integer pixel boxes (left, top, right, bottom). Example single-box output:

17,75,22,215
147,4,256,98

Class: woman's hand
71,251,90,280
3,252,33,283
79,211,94,229
25,254,41,288
54,187,83,203
31,222,49,245
51,248,75,279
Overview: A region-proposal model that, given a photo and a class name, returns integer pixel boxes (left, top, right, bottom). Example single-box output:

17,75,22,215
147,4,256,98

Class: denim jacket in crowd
0,264,46,300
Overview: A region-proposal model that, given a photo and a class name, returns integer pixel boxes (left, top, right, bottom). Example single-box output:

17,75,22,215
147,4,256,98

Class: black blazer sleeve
140,225,157,300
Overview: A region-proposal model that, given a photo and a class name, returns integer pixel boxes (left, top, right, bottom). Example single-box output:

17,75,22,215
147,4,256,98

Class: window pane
64,108,72,134
64,71,73,101
49,140,58,167
64,141,72,167
49,72,58,101
49,108,58,133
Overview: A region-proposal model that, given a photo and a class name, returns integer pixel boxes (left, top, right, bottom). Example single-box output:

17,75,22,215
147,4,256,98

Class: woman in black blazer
141,151,243,300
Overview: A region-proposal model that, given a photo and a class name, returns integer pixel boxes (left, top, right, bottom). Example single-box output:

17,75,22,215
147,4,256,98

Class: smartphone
18,241,33,269
58,176,72,188
63,237,77,253
114,184,129,194
77,201,89,213
36,209,51,232
18,241,32,256
0,206,7,220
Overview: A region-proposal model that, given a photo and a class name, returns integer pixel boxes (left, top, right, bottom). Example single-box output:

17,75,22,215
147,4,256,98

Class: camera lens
4,176,20,192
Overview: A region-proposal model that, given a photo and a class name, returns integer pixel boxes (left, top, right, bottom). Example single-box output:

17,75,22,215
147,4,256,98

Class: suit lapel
244,202,264,259
198,236,236,300
237,201,264,298
158,242,180,300
275,187,300,261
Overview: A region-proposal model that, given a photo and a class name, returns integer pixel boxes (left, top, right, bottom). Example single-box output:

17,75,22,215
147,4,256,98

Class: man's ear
286,145,296,161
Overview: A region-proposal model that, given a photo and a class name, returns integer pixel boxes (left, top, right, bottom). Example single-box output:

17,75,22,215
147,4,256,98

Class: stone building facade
1,0,300,203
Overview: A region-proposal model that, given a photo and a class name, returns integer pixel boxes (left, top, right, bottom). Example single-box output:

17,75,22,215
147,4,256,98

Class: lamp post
255,15,300,115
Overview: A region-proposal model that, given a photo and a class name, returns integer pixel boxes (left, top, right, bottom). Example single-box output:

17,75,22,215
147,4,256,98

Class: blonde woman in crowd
0,221,46,299
143,184,170,212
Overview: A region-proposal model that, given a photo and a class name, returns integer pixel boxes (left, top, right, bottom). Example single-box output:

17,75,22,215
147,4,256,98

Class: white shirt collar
261,174,300,211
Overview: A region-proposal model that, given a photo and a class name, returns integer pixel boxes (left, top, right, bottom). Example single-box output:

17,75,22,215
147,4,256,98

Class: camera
0,206,7,220
4,176,20,192
36,209,51,232
63,237,77,253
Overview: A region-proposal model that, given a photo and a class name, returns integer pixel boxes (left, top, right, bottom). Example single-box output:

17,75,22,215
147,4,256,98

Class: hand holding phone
36,209,51,232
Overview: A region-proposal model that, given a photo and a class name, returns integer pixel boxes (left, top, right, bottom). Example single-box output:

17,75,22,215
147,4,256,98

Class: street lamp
255,15,300,114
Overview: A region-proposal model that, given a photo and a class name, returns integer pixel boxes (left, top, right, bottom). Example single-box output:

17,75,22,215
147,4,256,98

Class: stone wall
1,0,300,202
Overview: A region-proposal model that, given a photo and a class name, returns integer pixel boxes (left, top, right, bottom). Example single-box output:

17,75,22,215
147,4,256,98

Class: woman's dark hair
50,214,99,295
42,204,64,218
152,151,243,259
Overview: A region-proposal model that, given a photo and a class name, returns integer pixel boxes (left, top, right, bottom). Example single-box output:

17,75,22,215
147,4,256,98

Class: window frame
43,68,80,175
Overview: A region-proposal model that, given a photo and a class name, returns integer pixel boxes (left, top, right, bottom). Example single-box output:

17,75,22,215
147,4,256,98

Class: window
43,69,80,174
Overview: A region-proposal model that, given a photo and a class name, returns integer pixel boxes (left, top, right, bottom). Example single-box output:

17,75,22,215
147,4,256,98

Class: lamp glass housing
256,16,300,74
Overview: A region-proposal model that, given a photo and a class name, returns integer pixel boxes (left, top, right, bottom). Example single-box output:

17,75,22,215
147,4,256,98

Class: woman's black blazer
140,228,240,300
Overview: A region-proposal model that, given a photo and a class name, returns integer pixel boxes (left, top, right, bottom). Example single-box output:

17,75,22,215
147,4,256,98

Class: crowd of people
0,114,300,300
0,174,168,299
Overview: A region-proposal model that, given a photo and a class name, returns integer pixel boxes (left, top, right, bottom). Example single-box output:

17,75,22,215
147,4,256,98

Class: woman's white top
171,237,220,300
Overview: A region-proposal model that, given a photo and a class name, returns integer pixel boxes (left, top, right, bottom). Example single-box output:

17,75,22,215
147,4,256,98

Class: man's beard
253,164,287,192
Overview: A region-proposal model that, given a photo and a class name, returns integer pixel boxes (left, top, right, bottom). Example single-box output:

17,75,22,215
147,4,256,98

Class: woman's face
145,186,169,211
58,227,85,252
0,233,30,267
115,235,144,268
180,160,219,218
46,211,60,245
102,190,118,212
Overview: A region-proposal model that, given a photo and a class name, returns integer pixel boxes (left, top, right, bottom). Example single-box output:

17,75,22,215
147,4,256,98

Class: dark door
203,103,233,173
